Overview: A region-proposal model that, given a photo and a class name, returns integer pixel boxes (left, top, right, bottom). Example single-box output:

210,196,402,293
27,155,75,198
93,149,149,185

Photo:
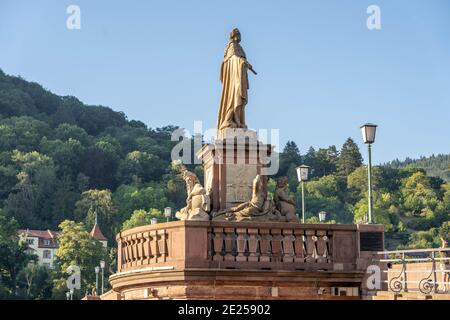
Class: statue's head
277,176,289,188
229,28,241,43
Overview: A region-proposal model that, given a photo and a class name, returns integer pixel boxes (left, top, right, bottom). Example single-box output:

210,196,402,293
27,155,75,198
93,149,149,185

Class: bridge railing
115,221,383,274
374,248,450,294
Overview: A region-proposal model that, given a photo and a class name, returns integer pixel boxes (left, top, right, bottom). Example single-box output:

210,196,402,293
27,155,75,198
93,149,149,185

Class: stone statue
274,177,299,222
175,166,210,221
216,28,256,132
179,164,199,195
213,175,279,221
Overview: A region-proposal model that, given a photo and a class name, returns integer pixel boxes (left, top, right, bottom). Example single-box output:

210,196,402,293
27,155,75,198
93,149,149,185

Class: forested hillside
385,154,450,182
0,69,449,299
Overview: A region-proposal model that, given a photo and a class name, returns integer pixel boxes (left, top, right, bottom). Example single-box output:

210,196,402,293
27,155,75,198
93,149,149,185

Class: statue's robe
216,41,249,131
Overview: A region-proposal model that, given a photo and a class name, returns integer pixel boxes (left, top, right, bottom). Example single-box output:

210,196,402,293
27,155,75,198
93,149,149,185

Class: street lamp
318,211,327,223
150,217,158,225
100,260,105,295
360,123,377,224
296,165,310,223
164,207,172,222
95,266,100,296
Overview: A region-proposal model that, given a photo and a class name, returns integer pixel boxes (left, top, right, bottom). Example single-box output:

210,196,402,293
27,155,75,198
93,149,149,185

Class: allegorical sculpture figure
274,177,299,222
213,175,279,221
216,28,257,132
175,165,210,221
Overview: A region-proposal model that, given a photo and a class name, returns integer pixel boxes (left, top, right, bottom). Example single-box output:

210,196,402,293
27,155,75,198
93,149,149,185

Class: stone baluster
130,235,137,267
282,229,295,263
236,228,248,262
212,228,225,261
136,232,144,266
247,228,260,262
207,230,214,258
293,229,306,263
150,230,158,264
154,232,162,263
326,231,333,262
316,230,328,263
157,230,167,262
271,228,283,262
259,228,272,262
123,237,130,269
305,230,317,263
120,238,125,270
144,231,152,264
117,236,123,272
224,227,237,261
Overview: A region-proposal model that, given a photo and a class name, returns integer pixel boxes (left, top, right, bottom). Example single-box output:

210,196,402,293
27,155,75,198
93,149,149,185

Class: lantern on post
296,165,310,223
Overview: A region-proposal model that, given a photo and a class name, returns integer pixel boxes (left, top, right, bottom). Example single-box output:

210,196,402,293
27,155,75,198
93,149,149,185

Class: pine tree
278,141,302,177
337,138,363,177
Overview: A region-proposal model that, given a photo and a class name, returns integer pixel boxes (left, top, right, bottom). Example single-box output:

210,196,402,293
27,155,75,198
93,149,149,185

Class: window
26,238,34,245
43,239,51,246
43,250,52,259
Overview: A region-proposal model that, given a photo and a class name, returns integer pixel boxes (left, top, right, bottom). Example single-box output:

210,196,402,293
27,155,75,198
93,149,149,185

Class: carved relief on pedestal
225,164,256,207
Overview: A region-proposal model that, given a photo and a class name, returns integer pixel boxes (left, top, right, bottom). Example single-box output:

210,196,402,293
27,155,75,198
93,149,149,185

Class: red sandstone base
104,221,384,300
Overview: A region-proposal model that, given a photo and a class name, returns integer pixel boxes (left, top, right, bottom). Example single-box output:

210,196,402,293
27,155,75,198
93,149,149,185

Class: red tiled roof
18,229,59,239
90,224,107,241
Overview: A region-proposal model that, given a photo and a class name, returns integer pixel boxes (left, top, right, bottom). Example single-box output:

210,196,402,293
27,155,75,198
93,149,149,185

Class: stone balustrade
207,225,333,270
115,221,376,274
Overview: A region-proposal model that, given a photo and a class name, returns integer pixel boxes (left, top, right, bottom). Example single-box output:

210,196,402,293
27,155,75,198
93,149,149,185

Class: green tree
113,183,171,223
5,150,57,228
54,123,91,146
300,175,352,223
314,146,339,178
117,150,165,185
439,221,450,242
0,116,50,152
401,171,439,217
121,209,162,231
337,138,363,177
81,136,121,189
16,262,53,300
0,209,35,298
279,141,302,177
75,189,118,242
347,165,383,204
39,137,85,178
53,220,106,300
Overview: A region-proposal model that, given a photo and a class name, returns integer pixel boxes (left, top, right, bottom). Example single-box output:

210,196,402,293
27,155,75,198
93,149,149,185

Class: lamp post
318,211,327,223
296,165,310,223
360,123,377,224
95,266,100,295
99,260,105,295
164,207,172,222
150,217,158,225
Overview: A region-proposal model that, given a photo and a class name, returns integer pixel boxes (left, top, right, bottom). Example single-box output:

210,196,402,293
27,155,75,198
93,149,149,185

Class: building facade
18,224,108,268
18,229,59,268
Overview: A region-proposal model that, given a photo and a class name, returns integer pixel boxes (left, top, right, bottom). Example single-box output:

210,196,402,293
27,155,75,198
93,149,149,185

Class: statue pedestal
197,129,273,212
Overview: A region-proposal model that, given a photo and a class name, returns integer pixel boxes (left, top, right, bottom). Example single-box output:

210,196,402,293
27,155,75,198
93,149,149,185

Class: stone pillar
197,129,273,212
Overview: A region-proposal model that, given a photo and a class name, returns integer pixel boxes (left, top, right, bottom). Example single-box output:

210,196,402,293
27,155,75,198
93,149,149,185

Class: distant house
17,229,59,268
90,223,108,248
18,224,108,268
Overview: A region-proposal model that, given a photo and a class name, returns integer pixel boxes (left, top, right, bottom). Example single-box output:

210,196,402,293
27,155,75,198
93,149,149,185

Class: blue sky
0,0,449,164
